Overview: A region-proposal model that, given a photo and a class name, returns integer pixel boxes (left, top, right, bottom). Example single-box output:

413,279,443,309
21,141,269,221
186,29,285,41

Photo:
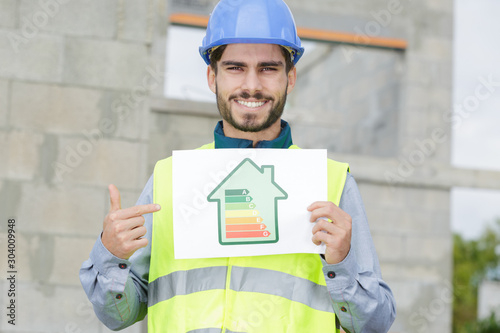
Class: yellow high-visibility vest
148,143,348,332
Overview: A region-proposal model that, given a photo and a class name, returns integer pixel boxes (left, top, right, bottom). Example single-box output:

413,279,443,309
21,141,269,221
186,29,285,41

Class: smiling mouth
235,100,267,109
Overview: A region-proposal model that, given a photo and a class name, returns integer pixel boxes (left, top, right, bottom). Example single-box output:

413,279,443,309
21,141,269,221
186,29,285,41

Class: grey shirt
80,172,396,332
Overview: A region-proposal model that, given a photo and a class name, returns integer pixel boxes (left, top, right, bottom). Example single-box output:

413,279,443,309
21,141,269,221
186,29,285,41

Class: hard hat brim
199,38,305,65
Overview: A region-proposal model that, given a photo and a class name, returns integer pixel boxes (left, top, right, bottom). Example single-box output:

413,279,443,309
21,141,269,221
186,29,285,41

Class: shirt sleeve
79,174,154,330
322,172,396,333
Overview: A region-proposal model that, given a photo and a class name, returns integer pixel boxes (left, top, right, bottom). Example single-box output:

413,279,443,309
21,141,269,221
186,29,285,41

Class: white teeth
237,100,265,108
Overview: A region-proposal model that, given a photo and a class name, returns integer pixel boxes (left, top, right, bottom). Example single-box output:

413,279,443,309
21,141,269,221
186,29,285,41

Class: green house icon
207,158,288,245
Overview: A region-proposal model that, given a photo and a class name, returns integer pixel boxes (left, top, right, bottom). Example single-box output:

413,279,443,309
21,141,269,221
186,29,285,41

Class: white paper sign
172,149,327,259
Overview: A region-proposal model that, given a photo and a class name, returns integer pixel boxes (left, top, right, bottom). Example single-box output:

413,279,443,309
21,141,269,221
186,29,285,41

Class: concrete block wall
0,0,163,332
360,183,452,332
289,46,402,157
148,111,217,172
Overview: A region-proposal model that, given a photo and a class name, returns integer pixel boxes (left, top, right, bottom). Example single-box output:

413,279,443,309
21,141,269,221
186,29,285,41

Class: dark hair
209,44,294,74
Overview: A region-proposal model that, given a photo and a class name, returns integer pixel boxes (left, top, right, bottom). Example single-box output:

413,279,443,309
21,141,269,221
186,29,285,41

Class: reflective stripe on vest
187,329,245,333
148,143,348,332
149,266,228,307
149,265,334,313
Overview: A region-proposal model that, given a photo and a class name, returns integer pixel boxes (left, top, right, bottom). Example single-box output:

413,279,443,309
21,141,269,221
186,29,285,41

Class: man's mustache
229,91,274,101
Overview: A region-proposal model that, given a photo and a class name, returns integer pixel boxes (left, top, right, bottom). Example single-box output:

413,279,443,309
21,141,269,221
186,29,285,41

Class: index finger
111,203,161,220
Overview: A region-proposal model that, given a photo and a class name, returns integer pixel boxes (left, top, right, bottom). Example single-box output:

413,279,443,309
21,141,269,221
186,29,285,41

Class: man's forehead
221,44,286,62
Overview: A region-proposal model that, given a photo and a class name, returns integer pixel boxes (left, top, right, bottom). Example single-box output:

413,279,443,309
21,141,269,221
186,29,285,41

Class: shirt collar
214,120,293,149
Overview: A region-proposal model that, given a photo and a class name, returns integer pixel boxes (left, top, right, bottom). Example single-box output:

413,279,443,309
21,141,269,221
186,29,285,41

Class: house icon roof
207,158,288,245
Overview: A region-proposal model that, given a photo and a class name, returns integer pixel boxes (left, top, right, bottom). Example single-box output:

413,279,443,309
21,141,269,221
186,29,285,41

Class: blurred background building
0,0,499,332
478,280,500,320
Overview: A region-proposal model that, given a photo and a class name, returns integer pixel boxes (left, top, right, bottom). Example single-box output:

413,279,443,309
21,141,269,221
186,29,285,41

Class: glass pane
164,25,215,102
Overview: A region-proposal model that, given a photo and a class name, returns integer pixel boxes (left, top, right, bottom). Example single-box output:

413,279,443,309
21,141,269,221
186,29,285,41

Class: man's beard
216,85,287,133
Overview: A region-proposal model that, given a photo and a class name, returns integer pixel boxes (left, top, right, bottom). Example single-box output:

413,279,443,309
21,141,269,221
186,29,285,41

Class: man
80,0,396,332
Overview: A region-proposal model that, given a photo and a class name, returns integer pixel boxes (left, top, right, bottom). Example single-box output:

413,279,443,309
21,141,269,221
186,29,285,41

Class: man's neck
221,120,282,147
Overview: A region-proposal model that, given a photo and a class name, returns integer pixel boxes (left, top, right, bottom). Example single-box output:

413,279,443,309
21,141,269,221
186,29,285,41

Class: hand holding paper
308,201,352,265
101,184,161,259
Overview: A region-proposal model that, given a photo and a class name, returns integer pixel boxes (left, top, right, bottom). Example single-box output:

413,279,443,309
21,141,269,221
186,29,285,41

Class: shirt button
118,263,127,269
327,271,336,279
116,294,123,300
341,306,347,312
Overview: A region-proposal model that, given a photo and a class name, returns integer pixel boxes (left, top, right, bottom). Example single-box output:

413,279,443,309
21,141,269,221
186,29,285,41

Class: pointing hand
101,184,161,259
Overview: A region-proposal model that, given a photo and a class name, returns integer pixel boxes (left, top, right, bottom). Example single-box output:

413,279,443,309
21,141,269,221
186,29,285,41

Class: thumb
108,184,121,211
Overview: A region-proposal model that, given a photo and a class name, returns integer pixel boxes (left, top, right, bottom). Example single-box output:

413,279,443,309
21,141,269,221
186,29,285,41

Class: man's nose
241,70,263,94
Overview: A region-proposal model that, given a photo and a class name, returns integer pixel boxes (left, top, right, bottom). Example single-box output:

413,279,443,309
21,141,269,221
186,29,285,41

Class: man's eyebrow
220,60,284,67
221,61,246,67
259,61,284,67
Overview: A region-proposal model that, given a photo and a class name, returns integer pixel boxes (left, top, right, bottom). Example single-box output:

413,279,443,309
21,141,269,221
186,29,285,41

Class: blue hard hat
199,0,305,65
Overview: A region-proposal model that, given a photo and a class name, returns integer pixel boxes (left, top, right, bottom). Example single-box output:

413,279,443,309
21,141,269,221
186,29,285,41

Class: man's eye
262,67,277,72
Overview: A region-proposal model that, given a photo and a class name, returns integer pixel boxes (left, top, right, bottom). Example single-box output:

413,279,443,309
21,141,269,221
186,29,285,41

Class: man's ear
207,65,216,94
286,66,297,94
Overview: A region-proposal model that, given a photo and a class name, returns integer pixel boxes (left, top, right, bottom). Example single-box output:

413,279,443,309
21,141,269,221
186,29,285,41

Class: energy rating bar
226,230,271,238
226,223,267,232
225,202,256,210
225,189,249,196
225,217,263,224
225,210,259,218
226,195,253,203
